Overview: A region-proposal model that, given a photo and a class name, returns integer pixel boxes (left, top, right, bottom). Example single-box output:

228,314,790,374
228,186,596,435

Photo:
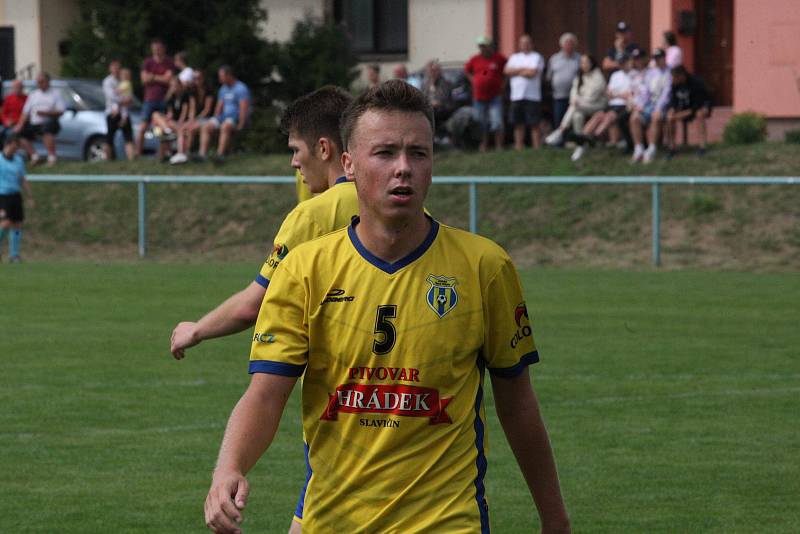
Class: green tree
61,0,276,101
275,16,360,102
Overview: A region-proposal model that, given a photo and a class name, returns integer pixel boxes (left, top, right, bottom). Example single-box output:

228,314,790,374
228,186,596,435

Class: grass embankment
25,142,800,269
2,265,798,532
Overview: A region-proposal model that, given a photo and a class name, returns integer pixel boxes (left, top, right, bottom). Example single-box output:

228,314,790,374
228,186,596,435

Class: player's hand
170,321,200,360
205,471,249,534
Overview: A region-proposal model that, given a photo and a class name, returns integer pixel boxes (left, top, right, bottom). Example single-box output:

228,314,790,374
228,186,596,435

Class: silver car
2,78,158,161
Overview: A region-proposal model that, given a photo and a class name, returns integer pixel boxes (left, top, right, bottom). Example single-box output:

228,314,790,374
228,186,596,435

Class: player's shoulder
436,222,513,269
284,225,350,262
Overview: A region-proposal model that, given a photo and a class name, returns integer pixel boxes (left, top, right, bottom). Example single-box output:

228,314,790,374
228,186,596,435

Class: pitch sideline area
1,264,798,532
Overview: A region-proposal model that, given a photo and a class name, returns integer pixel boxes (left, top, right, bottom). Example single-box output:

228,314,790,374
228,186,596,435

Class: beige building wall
259,0,325,42
39,0,79,75
0,0,41,78
407,0,485,72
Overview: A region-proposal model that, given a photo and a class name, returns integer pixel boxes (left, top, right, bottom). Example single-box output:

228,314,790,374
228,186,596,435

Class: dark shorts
606,104,628,115
21,120,60,140
0,193,24,223
509,100,542,126
106,113,133,144
141,101,167,124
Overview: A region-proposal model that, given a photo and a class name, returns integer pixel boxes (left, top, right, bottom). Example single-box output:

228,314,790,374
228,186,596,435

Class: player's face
344,109,433,223
288,133,327,194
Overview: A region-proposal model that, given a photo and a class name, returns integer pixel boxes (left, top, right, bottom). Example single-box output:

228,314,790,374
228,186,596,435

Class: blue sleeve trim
488,351,540,378
248,360,306,377
254,274,270,289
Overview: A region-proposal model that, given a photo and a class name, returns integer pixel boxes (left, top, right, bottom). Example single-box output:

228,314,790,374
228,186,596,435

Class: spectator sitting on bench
14,73,64,166
665,65,712,158
151,77,192,160
197,65,250,162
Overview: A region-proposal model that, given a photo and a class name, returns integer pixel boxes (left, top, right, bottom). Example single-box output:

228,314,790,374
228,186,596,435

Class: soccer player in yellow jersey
169,85,356,359
205,81,570,534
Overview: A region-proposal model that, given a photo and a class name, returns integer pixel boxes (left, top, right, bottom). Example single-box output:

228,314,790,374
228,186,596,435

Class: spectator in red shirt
1,80,30,151
136,38,175,157
465,36,507,151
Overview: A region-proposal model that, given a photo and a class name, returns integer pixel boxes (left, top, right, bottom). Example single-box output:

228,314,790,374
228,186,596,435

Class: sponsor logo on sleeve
253,332,276,344
510,302,532,348
265,243,290,269
426,274,458,318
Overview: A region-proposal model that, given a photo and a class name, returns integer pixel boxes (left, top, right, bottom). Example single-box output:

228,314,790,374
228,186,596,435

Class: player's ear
342,150,355,180
317,137,332,161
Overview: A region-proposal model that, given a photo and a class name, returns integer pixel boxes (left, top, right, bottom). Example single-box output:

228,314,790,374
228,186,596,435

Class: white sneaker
47,154,57,166
631,144,645,163
570,146,585,162
643,145,657,164
545,129,563,146
169,152,188,164
30,153,41,165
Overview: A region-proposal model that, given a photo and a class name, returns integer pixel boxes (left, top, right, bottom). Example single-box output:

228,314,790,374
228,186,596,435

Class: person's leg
666,111,677,151
647,111,663,148
105,115,118,160
199,120,217,158
42,133,57,164
136,120,148,156
489,97,504,150
583,111,602,136
473,101,489,152
512,124,525,150
0,218,8,258
9,221,22,260
630,112,646,161
217,120,235,156
696,108,709,149
552,98,568,130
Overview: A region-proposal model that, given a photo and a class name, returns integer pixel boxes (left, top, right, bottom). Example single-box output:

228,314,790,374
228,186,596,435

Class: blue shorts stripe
473,371,491,533
294,442,312,519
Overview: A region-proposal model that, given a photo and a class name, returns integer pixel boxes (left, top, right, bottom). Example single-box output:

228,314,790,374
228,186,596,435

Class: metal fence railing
28,175,799,266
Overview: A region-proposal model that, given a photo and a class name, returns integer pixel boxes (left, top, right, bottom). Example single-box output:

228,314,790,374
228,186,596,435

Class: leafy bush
238,105,287,155
784,129,800,144
723,112,767,145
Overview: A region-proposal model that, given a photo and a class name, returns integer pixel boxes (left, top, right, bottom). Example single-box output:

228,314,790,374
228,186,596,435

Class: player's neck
355,211,430,265
327,166,346,187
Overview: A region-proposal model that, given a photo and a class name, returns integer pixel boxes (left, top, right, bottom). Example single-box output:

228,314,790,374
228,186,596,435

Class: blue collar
347,214,438,275
335,176,349,185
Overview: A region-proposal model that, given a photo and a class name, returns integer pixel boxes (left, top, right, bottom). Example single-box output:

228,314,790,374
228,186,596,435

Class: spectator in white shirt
14,73,65,166
504,34,545,149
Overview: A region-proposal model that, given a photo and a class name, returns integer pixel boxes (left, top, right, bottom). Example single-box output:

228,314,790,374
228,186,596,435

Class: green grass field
2,264,799,532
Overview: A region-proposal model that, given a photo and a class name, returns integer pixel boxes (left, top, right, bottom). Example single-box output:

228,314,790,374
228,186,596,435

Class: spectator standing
1,80,27,147
465,36,507,152
136,38,174,157
630,48,672,164
665,65,712,157
102,60,134,160
663,31,683,68
15,73,64,166
545,55,606,151
0,134,34,262
198,65,250,162
602,21,640,75
504,34,545,149
546,32,580,132
420,60,454,138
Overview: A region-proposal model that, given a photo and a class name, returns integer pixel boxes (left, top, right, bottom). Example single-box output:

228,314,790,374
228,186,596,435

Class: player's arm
170,281,265,359
205,372,297,534
491,371,570,534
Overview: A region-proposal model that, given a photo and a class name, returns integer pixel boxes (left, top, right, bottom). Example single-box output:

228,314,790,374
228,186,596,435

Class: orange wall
486,0,525,57
734,0,800,117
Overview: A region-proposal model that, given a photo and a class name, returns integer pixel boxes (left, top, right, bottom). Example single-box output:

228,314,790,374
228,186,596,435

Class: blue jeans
473,96,503,134
552,98,569,130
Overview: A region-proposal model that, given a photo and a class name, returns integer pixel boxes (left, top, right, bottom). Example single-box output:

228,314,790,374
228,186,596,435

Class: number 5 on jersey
372,305,397,355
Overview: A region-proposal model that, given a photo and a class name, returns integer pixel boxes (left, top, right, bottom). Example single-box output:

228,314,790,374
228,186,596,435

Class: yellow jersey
255,177,357,288
295,169,313,204
250,216,538,533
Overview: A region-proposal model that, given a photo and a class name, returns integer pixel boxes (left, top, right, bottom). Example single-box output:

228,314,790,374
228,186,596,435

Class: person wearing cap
546,32,580,134
602,21,640,75
630,48,672,164
465,36,507,151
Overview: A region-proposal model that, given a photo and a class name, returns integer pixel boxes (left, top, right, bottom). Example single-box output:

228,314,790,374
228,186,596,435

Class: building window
335,0,408,56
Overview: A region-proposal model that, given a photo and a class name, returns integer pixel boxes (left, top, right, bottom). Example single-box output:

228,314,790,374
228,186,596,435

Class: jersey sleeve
255,207,322,288
249,260,308,376
481,257,539,377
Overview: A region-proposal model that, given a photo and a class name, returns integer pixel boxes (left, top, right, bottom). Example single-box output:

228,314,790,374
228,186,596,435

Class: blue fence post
138,180,146,258
469,181,478,234
652,182,661,267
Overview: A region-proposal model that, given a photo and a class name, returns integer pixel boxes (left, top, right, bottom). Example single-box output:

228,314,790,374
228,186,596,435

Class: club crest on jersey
426,274,458,318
